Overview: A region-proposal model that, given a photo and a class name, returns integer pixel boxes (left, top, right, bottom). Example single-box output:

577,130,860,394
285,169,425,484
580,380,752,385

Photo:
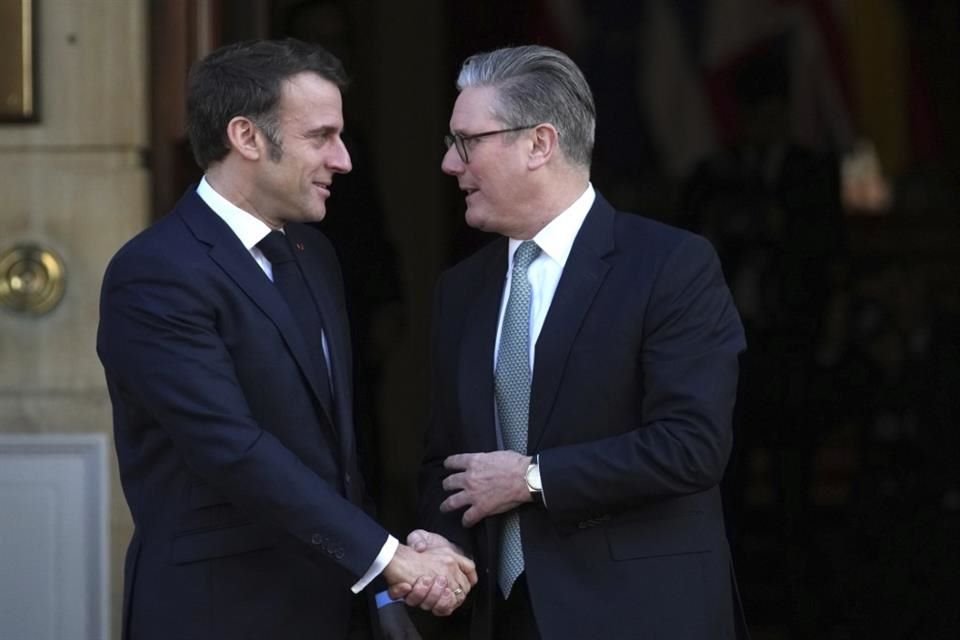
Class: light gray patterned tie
496,240,540,597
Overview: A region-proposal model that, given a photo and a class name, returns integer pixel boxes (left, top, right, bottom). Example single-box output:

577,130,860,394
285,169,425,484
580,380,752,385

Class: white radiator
0,434,109,640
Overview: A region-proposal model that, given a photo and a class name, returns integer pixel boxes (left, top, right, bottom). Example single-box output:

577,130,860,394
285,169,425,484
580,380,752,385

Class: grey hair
456,45,595,168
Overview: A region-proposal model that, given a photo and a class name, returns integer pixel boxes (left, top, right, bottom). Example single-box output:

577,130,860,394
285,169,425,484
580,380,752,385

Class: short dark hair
186,38,348,169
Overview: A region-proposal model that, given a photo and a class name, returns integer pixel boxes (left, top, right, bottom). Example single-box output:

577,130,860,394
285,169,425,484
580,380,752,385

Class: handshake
382,529,477,616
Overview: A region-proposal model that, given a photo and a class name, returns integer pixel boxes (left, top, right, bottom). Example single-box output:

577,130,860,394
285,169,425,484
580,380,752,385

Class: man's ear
225,116,262,161
528,123,559,170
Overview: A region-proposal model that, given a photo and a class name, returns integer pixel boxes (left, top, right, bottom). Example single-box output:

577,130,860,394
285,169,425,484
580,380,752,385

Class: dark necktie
257,230,334,413
496,240,541,597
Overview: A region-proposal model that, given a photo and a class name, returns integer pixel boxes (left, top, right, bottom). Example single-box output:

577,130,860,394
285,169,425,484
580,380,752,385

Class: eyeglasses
444,125,539,163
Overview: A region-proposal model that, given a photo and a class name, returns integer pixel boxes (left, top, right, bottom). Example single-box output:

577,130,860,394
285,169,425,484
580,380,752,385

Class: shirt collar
507,182,595,268
196,176,275,250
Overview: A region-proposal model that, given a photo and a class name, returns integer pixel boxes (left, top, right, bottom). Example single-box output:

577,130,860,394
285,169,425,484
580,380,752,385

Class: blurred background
1,1,958,638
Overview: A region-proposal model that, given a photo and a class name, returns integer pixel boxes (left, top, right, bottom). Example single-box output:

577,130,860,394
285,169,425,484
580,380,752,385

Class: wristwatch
525,458,543,504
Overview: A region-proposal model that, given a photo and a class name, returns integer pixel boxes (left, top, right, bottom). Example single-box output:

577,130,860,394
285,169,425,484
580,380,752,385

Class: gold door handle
0,244,67,315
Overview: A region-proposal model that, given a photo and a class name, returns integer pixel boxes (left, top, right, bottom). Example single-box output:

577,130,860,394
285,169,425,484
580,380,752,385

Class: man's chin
299,208,328,224
464,209,488,232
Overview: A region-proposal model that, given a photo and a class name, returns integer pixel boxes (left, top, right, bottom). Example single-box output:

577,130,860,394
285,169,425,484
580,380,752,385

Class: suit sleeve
539,234,746,516
98,249,389,579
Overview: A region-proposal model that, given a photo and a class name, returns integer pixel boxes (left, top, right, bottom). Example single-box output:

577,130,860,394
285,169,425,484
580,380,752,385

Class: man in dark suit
406,45,749,639
97,39,474,640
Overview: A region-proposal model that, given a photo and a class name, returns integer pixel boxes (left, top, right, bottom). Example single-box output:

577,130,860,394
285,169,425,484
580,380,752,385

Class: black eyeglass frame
444,124,540,163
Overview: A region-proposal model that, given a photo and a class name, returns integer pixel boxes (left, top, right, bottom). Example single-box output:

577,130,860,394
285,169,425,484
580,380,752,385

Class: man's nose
330,137,352,174
441,145,463,175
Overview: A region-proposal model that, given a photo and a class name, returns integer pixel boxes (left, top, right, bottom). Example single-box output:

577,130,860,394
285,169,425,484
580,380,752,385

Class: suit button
344,473,352,486
311,534,324,545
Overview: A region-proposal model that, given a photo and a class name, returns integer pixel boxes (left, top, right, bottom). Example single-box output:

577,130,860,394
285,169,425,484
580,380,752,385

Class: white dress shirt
494,183,595,370
196,177,397,594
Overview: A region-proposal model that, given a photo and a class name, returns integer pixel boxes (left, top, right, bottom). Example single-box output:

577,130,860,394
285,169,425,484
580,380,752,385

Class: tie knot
512,241,540,272
257,230,295,265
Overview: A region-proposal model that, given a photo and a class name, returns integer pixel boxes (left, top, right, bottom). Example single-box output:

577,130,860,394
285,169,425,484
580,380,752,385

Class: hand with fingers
402,530,473,610
382,540,478,616
440,451,533,527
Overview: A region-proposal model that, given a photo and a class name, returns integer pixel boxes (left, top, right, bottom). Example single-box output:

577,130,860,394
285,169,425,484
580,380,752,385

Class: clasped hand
383,533,477,616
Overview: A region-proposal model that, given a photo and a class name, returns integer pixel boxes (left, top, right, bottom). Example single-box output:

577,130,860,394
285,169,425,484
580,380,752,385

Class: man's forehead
278,74,343,120
450,86,500,130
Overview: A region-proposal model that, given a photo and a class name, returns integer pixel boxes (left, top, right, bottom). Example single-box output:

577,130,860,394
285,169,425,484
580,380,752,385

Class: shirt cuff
375,590,404,608
351,534,399,594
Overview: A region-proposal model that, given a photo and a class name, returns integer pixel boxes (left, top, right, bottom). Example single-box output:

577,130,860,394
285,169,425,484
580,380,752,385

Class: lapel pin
295,242,305,251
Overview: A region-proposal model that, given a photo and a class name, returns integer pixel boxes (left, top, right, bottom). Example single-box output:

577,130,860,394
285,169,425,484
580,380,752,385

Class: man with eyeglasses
402,45,750,639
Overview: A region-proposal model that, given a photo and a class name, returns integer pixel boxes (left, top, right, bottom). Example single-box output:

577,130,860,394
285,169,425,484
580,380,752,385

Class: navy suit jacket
419,193,749,639
98,188,388,639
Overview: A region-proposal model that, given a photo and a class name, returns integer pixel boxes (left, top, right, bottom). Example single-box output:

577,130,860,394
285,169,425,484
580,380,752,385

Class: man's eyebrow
303,126,338,137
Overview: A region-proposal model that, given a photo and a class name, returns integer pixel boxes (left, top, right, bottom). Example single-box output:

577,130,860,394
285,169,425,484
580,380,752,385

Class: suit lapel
459,241,508,453
528,195,615,452
178,193,340,444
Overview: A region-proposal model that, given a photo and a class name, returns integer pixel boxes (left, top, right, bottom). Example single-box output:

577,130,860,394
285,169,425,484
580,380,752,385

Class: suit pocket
605,512,711,560
178,481,249,535
173,481,275,563
171,522,278,565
